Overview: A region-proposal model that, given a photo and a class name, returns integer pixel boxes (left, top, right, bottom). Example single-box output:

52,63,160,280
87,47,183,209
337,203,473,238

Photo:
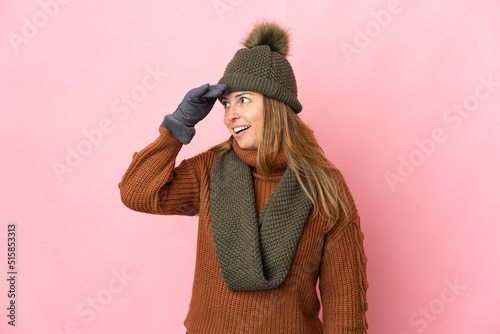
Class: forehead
221,91,256,99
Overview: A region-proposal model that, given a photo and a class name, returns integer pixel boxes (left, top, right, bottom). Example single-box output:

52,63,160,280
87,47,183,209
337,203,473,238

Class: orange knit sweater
119,127,368,333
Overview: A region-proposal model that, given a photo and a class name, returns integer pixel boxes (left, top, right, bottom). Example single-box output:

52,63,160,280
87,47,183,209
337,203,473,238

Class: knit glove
161,83,228,144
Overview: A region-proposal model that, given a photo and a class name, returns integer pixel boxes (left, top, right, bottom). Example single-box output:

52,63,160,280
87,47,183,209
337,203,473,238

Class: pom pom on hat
244,21,290,57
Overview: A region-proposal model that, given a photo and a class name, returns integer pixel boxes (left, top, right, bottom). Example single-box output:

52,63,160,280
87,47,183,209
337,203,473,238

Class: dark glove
161,84,229,144
172,83,228,126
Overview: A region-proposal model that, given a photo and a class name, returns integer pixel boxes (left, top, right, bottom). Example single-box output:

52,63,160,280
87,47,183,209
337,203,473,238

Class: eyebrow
221,92,254,100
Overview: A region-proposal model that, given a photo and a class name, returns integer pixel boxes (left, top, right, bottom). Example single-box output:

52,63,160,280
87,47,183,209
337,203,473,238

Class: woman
119,21,368,333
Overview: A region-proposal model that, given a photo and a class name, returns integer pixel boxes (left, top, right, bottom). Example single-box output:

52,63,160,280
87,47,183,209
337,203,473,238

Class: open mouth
234,125,250,134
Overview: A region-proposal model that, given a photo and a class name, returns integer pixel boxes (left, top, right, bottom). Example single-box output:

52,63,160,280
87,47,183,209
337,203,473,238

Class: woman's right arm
118,127,201,216
119,83,228,216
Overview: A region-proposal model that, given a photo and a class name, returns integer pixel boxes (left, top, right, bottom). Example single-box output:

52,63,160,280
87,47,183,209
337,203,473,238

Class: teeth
234,125,250,134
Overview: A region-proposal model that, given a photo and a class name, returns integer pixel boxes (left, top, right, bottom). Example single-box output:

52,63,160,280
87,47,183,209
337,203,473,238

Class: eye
241,97,250,104
221,101,230,108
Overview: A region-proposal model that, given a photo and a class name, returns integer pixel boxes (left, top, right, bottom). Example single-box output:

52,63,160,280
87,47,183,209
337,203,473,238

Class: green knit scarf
210,149,312,291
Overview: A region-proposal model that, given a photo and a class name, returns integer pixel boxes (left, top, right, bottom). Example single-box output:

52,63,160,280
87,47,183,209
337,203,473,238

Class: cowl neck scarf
210,140,312,291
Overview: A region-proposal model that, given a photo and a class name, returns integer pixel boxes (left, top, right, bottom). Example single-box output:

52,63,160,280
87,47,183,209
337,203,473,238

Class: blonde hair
211,96,352,234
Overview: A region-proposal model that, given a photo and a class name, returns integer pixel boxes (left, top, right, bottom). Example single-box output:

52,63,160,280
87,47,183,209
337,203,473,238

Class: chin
236,139,257,150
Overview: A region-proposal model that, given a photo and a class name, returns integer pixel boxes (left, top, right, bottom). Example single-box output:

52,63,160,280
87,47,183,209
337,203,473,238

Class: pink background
1,0,500,333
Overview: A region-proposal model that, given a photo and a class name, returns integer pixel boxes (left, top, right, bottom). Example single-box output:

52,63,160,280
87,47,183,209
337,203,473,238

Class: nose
226,103,239,121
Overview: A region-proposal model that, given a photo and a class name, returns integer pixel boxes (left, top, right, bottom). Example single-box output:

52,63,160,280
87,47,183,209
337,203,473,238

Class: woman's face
221,91,264,150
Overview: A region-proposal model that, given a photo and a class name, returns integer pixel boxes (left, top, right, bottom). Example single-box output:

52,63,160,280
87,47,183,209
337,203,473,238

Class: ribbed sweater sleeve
319,173,369,334
118,127,201,216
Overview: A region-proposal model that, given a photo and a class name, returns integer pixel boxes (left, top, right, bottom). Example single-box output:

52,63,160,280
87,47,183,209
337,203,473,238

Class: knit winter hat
218,21,302,113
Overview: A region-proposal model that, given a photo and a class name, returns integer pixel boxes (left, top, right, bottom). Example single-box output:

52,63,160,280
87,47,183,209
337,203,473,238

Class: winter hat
218,21,302,113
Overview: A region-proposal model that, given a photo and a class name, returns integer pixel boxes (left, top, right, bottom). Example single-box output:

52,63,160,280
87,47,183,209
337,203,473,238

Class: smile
234,125,250,134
